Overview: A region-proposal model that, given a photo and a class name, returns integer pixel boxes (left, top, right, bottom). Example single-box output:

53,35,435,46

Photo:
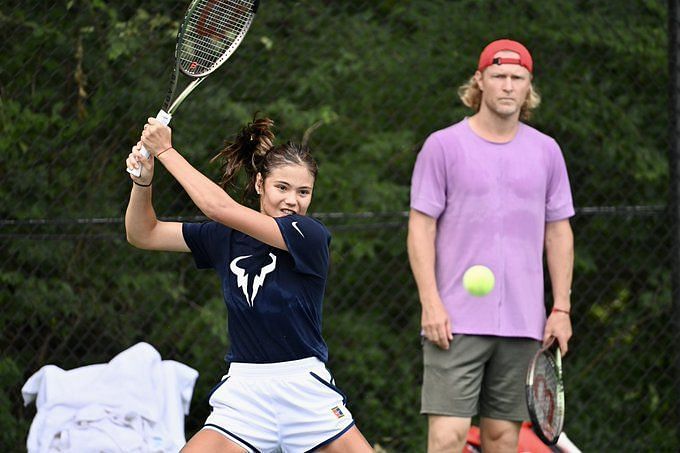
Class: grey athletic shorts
421,334,539,421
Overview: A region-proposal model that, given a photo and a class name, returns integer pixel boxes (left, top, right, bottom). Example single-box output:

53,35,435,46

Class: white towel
22,342,199,453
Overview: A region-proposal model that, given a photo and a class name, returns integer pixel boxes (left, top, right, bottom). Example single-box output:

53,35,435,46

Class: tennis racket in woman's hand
127,0,259,176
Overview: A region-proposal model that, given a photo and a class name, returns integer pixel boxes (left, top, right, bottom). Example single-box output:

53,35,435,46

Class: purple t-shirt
410,118,574,340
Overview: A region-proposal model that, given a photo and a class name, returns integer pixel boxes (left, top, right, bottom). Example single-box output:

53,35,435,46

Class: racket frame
127,0,259,175
164,0,260,115
525,341,565,446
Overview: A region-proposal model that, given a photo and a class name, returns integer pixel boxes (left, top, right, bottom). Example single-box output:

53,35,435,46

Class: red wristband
551,307,570,315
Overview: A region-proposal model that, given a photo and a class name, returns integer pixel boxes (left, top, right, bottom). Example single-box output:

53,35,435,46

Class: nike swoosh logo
292,221,304,238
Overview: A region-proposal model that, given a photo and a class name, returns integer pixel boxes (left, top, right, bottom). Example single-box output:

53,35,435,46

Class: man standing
407,39,574,452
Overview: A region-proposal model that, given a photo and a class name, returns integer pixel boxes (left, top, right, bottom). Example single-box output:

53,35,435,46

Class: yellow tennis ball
463,265,495,297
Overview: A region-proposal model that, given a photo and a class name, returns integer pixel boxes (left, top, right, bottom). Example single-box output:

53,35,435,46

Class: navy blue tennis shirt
182,214,330,364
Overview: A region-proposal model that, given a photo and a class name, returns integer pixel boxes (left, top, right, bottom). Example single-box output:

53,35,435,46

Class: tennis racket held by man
525,337,565,446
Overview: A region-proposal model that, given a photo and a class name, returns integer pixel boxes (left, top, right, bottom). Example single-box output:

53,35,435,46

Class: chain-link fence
2,1,678,451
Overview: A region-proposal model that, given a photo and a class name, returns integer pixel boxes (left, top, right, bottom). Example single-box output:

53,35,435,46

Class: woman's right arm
125,142,189,252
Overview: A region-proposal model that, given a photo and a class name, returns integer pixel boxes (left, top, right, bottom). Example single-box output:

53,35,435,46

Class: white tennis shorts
202,357,355,452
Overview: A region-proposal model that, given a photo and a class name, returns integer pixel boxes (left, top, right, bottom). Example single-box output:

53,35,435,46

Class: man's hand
422,297,453,350
543,310,572,355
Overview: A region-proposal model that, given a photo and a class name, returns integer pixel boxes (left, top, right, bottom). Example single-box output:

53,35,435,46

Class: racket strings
180,0,255,76
532,354,560,437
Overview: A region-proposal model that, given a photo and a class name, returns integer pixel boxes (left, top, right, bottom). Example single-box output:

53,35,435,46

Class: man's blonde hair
457,74,541,121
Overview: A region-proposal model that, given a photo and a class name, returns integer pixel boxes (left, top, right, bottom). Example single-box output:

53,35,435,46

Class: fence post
669,0,680,440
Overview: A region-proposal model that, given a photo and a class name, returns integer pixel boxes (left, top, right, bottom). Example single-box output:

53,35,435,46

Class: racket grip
126,110,173,177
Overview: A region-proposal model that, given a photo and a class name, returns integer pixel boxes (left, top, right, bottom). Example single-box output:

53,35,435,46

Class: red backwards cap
477,39,533,73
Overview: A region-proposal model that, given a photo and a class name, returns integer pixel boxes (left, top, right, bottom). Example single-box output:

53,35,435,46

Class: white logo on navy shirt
229,253,277,307
291,221,304,238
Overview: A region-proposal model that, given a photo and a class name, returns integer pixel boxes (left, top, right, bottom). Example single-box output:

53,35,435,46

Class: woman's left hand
126,140,154,184
140,118,173,157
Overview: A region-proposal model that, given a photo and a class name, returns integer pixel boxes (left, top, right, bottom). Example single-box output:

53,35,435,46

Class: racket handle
126,110,173,177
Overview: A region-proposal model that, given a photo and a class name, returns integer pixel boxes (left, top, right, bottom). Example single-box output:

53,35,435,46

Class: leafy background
1,0,677,451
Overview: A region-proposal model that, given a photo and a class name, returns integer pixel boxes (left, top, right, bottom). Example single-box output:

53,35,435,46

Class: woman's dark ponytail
213,114,319,201
212,115,275,196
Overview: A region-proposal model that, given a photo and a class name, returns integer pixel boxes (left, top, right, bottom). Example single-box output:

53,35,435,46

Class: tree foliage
0,0,675,451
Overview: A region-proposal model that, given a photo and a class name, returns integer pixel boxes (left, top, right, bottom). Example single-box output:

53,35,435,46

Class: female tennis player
125,116,373,453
